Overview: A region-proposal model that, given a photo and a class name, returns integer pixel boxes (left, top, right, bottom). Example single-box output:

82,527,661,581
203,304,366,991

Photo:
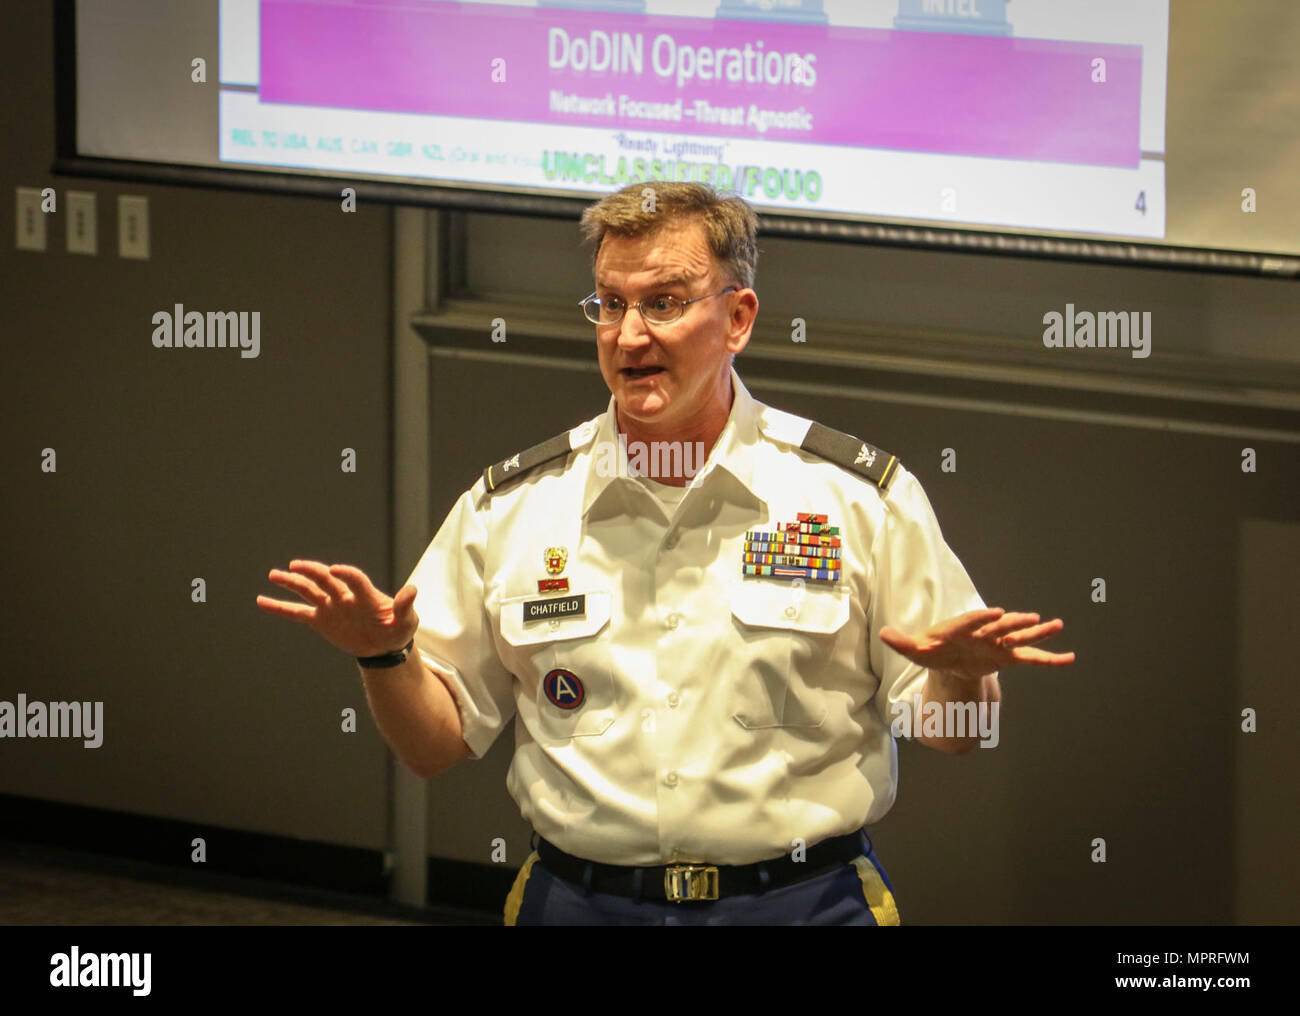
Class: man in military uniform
257,181,1074,925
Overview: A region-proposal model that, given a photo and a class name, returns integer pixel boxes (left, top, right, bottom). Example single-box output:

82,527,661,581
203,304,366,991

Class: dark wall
1,2,396,850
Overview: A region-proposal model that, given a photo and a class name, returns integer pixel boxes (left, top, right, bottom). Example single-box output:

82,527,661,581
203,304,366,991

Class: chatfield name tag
523,594,586,623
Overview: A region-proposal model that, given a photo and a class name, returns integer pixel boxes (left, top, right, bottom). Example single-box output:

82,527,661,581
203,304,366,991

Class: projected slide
218,0,1169,240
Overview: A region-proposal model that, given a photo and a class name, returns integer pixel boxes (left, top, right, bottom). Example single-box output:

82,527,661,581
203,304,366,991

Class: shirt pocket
728,580,850,729
499,590,615,744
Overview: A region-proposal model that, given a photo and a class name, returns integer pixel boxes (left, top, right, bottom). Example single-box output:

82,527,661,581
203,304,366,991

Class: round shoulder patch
543,668,586,710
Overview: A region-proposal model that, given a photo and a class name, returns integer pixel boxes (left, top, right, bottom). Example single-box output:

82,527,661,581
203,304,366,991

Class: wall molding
411,296,1300,443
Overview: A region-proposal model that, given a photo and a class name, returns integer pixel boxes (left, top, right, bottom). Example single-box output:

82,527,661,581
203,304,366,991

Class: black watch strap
356,638,415,669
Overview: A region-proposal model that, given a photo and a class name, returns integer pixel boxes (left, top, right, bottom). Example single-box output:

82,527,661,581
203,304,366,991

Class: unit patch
543,668,586,710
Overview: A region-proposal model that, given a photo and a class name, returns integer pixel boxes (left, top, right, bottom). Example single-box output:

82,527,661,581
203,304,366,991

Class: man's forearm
358,653,471,778
916,668,1001,755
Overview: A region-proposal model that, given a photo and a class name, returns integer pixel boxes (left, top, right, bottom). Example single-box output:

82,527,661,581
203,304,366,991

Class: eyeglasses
579,285,738,326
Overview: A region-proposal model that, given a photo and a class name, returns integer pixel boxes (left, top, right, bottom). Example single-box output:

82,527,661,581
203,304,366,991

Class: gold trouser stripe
852,855,901,926
503,850,540,926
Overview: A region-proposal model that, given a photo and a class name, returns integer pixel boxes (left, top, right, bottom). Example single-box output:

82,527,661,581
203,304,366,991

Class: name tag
523,594,586,623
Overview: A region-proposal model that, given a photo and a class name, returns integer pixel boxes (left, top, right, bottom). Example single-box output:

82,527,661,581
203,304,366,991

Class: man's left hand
879,607,1075,684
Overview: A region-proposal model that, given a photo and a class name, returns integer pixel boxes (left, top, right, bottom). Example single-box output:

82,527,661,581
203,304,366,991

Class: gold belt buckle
664,864,720,902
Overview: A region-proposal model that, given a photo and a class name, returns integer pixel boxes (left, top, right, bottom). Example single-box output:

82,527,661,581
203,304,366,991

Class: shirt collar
580,365,766,519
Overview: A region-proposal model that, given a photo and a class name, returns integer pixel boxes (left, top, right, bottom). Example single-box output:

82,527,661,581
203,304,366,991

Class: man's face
592,219,754,435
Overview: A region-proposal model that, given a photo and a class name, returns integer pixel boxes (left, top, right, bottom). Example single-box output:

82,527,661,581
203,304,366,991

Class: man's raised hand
879,607,1075,684
256,560,419,658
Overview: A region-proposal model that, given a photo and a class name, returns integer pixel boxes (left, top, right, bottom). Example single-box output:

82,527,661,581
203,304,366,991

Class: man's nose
616,307,653,349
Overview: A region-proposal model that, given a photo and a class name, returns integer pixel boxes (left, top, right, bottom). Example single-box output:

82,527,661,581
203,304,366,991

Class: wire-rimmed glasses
579,285,738,325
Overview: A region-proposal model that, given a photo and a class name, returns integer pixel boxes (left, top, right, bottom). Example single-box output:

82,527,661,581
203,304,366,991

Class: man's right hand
256,560,419,658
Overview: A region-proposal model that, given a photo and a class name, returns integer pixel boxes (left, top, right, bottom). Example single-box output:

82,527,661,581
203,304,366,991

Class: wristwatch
356,638,415,669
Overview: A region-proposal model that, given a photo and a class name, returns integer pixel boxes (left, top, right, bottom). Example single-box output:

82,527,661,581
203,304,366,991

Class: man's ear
725,288,758,354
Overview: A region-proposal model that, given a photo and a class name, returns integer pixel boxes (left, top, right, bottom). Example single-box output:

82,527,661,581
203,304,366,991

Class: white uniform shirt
405,367,989,866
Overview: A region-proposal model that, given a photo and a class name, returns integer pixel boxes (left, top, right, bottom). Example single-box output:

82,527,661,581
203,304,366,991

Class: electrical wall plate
118,195,150,259
16,187,46,251
66,191,97,255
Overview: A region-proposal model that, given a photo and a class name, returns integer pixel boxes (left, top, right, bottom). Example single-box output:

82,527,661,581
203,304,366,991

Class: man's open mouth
621,366,665,378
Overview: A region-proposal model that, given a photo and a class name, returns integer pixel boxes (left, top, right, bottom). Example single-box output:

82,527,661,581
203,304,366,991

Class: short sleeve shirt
404,367,989,865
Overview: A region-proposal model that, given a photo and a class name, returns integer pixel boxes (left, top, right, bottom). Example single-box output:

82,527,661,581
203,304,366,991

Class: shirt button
784,604,797,619
666,613,680,630
668,692,680,708
665,771,679,787
549,618,561,630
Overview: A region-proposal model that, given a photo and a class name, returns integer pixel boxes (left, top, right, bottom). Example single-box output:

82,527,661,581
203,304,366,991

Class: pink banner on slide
258,0,1142,168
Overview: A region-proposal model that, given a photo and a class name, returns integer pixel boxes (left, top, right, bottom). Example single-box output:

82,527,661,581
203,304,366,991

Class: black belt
534,831,866,902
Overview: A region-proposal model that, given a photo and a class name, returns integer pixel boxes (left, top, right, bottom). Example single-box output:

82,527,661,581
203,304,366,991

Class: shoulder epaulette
482,429,575,494
799,421,900,492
